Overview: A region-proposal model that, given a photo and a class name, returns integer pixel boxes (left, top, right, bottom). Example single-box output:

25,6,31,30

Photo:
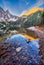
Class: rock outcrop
27,27,44,64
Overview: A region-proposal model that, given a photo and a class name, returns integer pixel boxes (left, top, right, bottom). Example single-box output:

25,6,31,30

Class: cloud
2,0,44,16
19,10,27,16
25,1,29,5
30,0,44,9
2,0,9,10
19,0,44,16
20,0,44,16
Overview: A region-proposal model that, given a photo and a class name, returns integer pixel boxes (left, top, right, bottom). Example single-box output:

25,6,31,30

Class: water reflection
5,34,41,65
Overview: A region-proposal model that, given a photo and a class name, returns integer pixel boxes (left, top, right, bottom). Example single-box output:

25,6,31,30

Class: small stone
16,47,22,52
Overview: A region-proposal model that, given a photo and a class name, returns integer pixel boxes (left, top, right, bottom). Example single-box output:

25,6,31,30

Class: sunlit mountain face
23,8,44,16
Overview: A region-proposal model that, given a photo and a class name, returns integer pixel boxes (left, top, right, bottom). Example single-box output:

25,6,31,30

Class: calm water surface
5,34,41,65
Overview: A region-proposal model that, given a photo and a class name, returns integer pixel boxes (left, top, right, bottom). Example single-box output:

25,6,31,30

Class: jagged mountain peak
5,10,11,17
6,10,10,13
0,7,18,21
5,10,11,15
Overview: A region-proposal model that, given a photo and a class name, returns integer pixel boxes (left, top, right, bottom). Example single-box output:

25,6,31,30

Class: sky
0,0,44,16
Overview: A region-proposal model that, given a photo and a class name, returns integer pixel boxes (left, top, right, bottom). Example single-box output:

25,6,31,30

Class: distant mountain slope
22,11,43,28
0,7,18,22
23,8,44,16
15,8,44,28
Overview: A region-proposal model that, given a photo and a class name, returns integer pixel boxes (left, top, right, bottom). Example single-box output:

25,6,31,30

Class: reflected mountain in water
4,34,41,65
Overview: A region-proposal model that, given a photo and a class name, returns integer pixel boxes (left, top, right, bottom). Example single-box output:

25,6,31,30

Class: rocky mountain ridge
0,7,18,22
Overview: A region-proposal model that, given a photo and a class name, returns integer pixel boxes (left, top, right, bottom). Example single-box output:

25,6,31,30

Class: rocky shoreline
27,26,44,64
0,26,44,65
